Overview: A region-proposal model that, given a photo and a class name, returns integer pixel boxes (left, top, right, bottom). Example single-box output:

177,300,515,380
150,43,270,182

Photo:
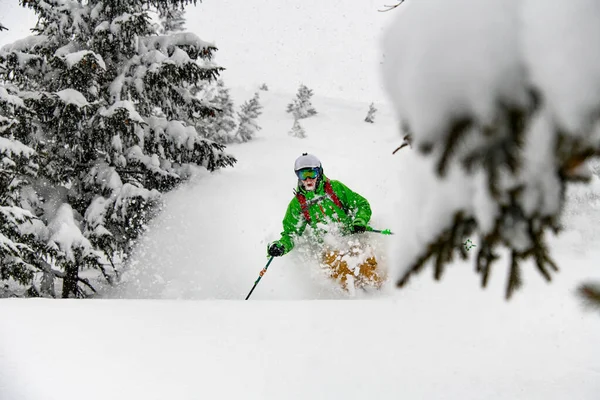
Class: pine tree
289,116,306,139
198,79,237,144
259,83,269,91
235,92,263,143
0,0,235,298
382,0,600,304
158,7,186,34
364,103,377,123
286,84,317,119
0,27,54,297
0,81,50,296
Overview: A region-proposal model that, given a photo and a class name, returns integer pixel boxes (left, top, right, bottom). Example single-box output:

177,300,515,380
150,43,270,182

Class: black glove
351,224,367,234
268,243,285,257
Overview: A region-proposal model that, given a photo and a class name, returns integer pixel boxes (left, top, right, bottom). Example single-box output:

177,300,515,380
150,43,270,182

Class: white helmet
294,153,322,172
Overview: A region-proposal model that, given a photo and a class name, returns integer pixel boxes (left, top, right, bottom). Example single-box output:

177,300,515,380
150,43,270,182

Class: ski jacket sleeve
273,198,307,255
330,180,372,228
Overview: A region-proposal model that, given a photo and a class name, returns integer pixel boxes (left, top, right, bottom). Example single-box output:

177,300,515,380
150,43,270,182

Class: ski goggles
296,167,320,180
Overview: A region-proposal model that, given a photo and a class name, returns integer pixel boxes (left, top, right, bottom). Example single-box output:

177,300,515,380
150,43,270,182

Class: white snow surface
2,89,598,400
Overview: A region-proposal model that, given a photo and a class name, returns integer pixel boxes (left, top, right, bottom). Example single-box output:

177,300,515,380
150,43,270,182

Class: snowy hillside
113,88,402,300
2,86,600,400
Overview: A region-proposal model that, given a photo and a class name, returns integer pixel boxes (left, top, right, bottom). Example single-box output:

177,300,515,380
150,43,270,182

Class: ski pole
367,227,394,235
245,256,275,300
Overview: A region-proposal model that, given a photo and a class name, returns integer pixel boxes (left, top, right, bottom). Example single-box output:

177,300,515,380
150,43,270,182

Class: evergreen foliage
235,92,263,143
578,282,600,311
286,84,317,119
259,83,268,91
0,0,235,297
365,102,377,123
198,79,237,144
158,6,186,34
288,117,306,139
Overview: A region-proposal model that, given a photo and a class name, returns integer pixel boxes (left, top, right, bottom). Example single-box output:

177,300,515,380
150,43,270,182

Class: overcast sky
0,0,396,102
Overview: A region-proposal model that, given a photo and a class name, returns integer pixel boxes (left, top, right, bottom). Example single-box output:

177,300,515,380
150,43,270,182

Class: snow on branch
0,137,35,159
47,203,94,263
60,50,107,71
55,89,89,108
0,35,48,53
382,0,600,299
142,32,216,59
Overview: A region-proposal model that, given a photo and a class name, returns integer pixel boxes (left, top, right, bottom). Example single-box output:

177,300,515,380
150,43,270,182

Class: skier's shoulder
327,178,348,191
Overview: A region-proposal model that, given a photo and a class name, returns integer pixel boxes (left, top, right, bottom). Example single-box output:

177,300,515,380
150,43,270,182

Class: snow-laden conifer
235,92,263,143
198,79,237,144
0,29,53,297
0,0,236,297
382,0,600,303
364,102,377,123
288,116,306,139
158,6,186,34
286,84,317,119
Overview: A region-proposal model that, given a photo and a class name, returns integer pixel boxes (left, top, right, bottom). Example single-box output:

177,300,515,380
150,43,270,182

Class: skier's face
302,177,317,191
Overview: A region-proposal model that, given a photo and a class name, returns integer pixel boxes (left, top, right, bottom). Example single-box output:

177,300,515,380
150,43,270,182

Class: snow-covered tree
365,102,377,123
198,79,237,144
286,84,317,119
235,92,263,143
382,0,600,301
158,6,186,34
0,0,235,297
289,116,306,139
259,83,269,91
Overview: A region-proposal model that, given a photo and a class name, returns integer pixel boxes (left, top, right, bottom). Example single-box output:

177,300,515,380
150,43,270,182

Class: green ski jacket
270,175,371,255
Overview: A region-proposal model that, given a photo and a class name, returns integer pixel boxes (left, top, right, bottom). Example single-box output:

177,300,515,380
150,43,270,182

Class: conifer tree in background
235,92,263,143
289,115,306,139
0,0,235,298
259,83,269,91
365,102,377,123
286,84,317,119
198,79,237,144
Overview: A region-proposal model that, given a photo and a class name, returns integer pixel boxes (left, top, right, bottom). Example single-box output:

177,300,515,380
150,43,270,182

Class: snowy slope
2,87,600,400
113,88,402,300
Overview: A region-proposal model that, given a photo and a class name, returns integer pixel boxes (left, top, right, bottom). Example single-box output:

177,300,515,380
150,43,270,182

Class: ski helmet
294,153,323,188
294,153,323,175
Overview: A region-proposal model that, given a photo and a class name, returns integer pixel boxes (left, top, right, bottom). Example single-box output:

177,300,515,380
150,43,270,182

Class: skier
267,153,384,291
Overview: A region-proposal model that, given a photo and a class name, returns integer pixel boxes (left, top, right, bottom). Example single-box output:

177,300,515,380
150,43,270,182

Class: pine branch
578,282,600,311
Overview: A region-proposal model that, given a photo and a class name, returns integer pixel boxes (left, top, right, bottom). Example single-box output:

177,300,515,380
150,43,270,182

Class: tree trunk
61,263,79,298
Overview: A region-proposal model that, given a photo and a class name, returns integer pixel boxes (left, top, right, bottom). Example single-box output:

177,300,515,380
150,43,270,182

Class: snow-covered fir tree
198,79,237,144
0,0,235,298
364,103,377,123
382,0,600,305
286,84,317,119
158,6,186,34
288,116,306,139
0,60,52,297
235,92,263,143
259,83,269,91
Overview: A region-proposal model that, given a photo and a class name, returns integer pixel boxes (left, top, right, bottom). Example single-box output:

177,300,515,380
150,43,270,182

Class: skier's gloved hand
351,225,367,234
351,218,367,234
268,243,285,257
